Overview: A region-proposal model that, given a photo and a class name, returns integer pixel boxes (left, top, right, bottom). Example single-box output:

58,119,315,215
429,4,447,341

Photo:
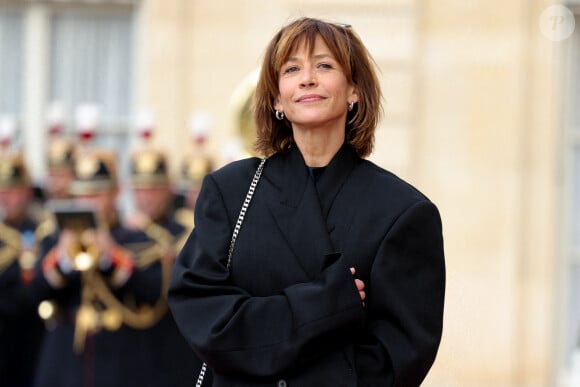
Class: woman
168,17,445,387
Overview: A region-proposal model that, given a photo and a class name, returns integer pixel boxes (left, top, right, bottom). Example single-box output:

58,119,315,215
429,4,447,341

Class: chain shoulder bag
195,157,267,387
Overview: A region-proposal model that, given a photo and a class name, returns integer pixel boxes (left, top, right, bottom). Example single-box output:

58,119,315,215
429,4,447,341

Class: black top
308,166,326,182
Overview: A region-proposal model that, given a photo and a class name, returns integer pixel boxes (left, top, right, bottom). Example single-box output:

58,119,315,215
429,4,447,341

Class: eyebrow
285,53,334,62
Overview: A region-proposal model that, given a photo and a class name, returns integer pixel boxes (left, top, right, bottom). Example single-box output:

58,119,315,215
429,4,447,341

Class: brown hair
254,17,382,158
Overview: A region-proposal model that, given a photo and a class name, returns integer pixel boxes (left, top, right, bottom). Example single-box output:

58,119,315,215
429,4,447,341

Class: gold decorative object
76,156,99,179
101,308,123,331
229,69,260,155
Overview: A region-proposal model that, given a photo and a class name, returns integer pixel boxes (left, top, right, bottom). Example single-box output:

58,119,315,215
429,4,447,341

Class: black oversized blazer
168,144,445,387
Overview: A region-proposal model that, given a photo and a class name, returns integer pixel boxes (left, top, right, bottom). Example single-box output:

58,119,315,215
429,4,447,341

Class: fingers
350,267,366,301
355,279,366,301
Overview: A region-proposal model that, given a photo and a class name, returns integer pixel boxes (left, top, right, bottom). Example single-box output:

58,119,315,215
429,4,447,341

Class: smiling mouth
297,95,325,103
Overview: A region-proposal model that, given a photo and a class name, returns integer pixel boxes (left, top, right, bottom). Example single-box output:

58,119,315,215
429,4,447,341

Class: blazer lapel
314,145,361,253
262,147,334,279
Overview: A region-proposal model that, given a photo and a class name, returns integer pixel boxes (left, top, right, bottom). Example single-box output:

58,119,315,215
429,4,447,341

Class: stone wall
138,1,564,385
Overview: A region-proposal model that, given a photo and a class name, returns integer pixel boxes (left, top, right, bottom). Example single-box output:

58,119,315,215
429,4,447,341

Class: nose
300,66,316,87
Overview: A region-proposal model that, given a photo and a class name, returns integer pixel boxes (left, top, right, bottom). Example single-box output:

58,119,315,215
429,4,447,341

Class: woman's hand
350,267,366,302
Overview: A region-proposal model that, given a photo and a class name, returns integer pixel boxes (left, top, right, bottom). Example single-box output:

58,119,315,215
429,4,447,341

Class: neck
293,126,344,167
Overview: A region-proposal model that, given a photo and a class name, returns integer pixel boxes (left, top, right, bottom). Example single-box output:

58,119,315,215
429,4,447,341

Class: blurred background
0,0,578,385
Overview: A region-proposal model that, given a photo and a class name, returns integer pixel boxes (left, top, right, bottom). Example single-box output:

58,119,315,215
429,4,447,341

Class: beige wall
138,1,564,385
417,1,560,386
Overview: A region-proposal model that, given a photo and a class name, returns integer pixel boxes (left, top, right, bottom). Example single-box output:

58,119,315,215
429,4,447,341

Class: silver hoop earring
348,101,355,112
275,110,285,120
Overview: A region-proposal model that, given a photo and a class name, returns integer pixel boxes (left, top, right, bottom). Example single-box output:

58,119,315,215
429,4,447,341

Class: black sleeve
168,175,365,377
354,200,445,387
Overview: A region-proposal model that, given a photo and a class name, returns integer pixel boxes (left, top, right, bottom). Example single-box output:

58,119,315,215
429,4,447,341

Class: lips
296,94,325,103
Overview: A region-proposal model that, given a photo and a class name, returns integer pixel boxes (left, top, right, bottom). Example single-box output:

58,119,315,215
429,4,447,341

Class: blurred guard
127,144,209,386
129,149,181,233
45,102,76,200
126,110,183,236
0,151,45,387
32,149,172,387
45,137,75,199
176,113,215,219
178,151,213,215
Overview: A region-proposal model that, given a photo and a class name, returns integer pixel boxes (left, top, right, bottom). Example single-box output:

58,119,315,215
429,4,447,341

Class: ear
348,85,359,104
273,96,282,111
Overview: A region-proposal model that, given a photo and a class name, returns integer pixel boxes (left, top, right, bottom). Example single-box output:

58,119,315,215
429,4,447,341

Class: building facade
1,0,578,385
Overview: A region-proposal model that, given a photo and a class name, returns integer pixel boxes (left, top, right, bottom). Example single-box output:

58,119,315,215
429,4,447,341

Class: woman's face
274,34,358,133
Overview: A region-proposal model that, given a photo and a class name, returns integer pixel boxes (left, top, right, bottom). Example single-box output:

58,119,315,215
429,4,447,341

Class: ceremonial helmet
69,149,118,196
179,112,214,190
0,116,29,190
179,154,213,191
48,138,75,173
129,149,170,188
46,102,75,172
128,109,171,188
0,153,30,190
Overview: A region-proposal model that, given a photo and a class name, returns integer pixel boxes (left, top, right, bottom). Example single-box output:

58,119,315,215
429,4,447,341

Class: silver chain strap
195,363,207,387
227,157,266,269
195,157,266,387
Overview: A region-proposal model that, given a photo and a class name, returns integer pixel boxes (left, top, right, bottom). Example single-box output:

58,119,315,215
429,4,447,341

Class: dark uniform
32,149,170,387
0,153,45,387
127,147,209,386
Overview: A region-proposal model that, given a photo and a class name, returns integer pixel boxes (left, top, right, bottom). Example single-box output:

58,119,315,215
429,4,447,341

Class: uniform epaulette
126,219,175,268
172,208,194,253
35,216,57,241
0,243,19,273
0,223,22,273
174,207,194,231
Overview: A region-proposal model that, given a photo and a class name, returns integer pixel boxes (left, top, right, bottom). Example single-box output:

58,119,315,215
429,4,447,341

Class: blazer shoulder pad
211,157,262,182
359,160,434,206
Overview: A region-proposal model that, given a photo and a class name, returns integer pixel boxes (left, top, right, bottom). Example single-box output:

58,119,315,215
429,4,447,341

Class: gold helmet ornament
129,149,170,188
46,102,75,172
179,154,213,191
179,112,214,190
69,150,118,196
128,109,171,188
0,153,30,190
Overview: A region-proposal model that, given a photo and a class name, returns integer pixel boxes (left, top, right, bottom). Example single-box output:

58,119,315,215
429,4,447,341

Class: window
50,8,134,133
0,1,136,181
560,11,580,386
0,8,24,115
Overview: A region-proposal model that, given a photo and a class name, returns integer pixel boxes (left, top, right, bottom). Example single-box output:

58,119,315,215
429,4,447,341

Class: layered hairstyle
254,17,383,158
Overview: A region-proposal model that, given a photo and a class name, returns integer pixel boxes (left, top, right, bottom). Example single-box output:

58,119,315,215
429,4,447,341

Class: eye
282,65,299,74
317,63,333,69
